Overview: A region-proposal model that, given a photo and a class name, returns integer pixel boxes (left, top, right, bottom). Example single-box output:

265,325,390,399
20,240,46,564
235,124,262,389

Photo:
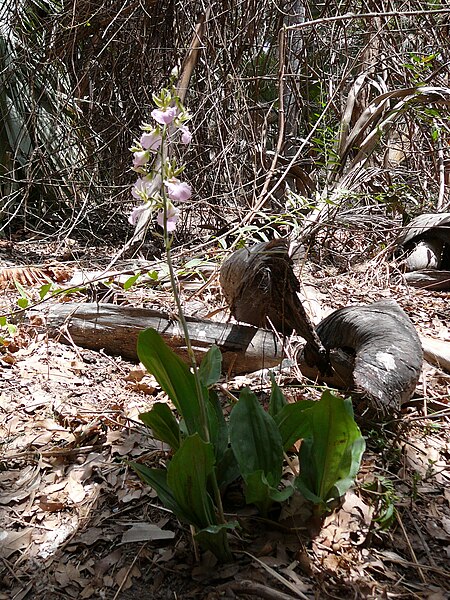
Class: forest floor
0,235,449,600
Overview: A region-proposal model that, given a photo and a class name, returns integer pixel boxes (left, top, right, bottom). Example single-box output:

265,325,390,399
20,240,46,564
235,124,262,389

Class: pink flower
131,176,155,200
133,150,150,168
165,178,192,202
151,106,177,125
140,130,162,152
179,125,192,145
128,203,150,226
157,203,179,232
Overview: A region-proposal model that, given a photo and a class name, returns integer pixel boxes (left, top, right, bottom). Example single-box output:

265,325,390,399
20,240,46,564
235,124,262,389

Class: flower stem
160,128,226,528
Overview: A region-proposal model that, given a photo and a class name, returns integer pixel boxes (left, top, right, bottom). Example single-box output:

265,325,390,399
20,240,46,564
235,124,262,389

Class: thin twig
286,9,450,31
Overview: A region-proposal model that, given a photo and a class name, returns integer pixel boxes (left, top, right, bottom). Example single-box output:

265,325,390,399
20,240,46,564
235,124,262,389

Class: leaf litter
0,242,449,599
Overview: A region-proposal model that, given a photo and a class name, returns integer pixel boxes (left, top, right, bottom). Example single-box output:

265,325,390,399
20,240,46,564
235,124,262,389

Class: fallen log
402,269,450,291
219,238,329,372
39,303,286,374
420,335,450,373
300,300,423,413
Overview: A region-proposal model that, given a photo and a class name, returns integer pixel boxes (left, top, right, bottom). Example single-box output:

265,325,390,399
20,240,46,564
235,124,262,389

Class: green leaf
206,390,228,462
229,388,283,488
215,447,240,491
273,401,315,450
184,258,205,269
199,345,222,387
268,372,287,418
0,316,6,327
295,391,366,508
17,297,29,309
14,280,29,299
243,470,293,516
195,523,236,562
167,434,217,530
139,403,181,451
123,273,140,290
39,283,52,300
7,323,17,335
137,328,204,437
128,464,181,516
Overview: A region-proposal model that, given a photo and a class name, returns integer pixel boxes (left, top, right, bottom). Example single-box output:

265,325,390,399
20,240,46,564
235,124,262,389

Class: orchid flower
151,106,177,125
140,130,162,152
128,203,150,226
132,150,150,168
157,202,179,232
131,175,160,201
165,178,192,202
179,125,192,145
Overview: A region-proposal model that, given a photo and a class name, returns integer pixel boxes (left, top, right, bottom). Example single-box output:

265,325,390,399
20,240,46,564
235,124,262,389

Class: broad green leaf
206,390,228,461
229,388,283,488
167,434,217,530
295,391,365,507
123,273,140,290
268,372,287,417
195,523,237,563
199,345,222,387
273,401,315,450
129,464,181,516
139,403,181,451
243,470,293,516
137,328,204,437
215,447,240,491
0,317,6,327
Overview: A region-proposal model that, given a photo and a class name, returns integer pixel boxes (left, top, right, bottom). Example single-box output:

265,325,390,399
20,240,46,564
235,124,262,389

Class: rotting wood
219,238,329,372
300,299,423,412
420,335,450,373
37,302,450,390
40,303,286,374
402,269,450,291
394,213,450,290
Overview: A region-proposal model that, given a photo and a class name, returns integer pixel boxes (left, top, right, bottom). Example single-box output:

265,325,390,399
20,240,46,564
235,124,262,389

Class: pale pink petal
140,131,162,151
151,106,177,125
128,204,149,226
131,177,150,200
133,150,150,168
179,125,192,145
165,178,192,202
157,204,179,231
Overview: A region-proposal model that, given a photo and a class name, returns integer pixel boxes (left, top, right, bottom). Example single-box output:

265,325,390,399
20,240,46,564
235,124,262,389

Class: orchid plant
128,80,365,564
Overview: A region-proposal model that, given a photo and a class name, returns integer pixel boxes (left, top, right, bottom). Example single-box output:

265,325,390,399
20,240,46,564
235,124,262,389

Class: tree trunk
40,303,286,374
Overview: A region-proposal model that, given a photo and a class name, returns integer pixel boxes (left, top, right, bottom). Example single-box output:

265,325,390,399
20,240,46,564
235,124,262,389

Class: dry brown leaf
114,565,141,591
120,522,175,544
94,548,122,579
0,465,41,505
0,266,48,288
0,528,33,558
39,496,66,512
66,475,86,504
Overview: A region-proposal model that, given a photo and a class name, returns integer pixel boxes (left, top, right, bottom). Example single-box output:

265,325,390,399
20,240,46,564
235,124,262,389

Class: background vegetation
1,0,449,257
